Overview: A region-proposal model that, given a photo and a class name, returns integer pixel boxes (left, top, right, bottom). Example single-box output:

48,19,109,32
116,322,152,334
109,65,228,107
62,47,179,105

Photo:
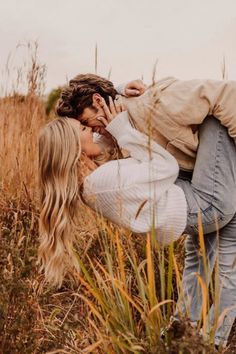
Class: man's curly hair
56,73,117,118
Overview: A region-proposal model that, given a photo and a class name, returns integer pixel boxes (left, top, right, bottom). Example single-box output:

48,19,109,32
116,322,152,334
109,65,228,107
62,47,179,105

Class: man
56,73,236,348
57,74,236,171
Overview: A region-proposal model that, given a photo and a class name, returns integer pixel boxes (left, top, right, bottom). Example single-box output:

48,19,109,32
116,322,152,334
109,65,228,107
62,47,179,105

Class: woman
39,99,186,283
39,97,236,348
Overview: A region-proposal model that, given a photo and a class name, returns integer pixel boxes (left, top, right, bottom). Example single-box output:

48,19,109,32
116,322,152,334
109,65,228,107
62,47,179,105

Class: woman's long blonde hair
38,117,82,287
38,117,122,287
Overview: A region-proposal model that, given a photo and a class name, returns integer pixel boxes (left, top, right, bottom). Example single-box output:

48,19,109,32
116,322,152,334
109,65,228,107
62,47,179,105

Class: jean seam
188,204,223,218
189,125,224,218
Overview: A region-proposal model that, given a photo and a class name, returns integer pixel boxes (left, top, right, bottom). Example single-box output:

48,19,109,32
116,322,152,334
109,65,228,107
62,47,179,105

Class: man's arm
116,79,147,97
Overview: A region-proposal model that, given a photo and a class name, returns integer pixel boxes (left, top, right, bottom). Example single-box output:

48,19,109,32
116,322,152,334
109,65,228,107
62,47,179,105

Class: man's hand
124,79,147,97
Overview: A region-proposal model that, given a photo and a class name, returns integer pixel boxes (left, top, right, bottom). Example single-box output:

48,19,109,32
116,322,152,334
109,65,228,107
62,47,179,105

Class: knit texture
83,112,187,245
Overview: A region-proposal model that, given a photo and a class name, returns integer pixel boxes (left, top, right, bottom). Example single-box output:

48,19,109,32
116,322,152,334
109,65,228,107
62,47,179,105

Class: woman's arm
84,109,186,244
106,111,179,182
97,97,179,183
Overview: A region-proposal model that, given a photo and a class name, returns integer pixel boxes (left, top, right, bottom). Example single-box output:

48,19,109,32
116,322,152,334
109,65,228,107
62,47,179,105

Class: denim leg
174,117,236,346
207,213,236,347
175,232,218,324
175,215,236,347
176,117,236,235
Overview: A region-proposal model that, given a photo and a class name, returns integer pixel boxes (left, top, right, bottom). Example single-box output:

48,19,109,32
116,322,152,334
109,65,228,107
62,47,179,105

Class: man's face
79,96,111,137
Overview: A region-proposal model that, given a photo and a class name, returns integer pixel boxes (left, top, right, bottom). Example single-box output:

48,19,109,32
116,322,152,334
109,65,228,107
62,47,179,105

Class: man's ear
92,93,103,108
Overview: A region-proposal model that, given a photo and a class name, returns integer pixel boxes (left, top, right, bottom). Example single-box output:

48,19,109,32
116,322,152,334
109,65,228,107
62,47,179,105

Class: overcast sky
1,0,236,94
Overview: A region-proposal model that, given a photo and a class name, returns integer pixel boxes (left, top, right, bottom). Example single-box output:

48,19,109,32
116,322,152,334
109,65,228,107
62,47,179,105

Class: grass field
0,50,235,354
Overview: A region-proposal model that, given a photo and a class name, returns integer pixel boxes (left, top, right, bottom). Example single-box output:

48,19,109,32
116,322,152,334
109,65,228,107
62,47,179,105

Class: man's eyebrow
80,117,94,124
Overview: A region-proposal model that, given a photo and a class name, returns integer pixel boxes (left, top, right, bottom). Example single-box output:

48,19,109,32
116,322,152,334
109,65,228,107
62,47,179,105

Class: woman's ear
92,93,103,108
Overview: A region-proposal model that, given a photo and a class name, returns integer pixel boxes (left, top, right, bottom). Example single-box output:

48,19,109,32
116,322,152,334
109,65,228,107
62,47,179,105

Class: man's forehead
79,108,94,121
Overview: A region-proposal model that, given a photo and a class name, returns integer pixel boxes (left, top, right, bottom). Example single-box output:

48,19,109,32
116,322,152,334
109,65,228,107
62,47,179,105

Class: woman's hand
124,79,147,97
98,96,124,127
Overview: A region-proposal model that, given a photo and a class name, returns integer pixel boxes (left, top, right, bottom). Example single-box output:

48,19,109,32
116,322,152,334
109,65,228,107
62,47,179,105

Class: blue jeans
175,117,236,346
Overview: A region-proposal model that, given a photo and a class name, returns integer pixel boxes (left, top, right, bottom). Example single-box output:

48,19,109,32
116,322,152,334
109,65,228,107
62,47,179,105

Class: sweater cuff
115,83,126,96
106,111,132,139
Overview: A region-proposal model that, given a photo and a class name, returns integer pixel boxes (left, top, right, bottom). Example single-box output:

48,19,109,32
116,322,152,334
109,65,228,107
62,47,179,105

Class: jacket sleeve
161,79,236,143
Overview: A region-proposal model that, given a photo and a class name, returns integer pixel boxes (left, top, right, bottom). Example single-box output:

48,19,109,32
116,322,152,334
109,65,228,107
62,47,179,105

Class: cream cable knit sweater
83,111,187,245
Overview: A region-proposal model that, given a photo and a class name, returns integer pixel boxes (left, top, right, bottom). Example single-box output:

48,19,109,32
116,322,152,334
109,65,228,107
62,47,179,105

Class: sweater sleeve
105,111,179,183
84,111,187,244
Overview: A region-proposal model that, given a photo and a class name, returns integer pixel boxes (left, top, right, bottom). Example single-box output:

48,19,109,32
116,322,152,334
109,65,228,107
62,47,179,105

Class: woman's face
70,119,102,157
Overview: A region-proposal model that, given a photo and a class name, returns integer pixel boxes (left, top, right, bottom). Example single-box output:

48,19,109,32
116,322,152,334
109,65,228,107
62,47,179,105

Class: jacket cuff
115,83,126,96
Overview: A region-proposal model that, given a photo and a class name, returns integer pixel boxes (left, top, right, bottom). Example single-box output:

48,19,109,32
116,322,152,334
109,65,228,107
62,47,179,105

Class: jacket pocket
167,138,197,158
166,139,196,171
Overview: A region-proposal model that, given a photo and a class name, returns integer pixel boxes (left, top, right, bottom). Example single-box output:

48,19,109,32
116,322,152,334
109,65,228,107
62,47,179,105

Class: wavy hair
56,73,117,119
38,117,123,287
38,117,82,287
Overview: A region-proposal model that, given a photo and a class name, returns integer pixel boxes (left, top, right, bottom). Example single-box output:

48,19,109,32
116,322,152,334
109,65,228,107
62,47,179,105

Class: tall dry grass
0,94,46,200
0,44,234,353
0,43,47,202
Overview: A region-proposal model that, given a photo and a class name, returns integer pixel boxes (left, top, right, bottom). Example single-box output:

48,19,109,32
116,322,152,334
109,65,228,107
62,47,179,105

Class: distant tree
45,87,62,116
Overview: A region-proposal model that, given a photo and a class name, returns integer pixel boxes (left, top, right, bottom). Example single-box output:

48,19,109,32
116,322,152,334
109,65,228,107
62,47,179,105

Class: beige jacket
118,77,236,171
